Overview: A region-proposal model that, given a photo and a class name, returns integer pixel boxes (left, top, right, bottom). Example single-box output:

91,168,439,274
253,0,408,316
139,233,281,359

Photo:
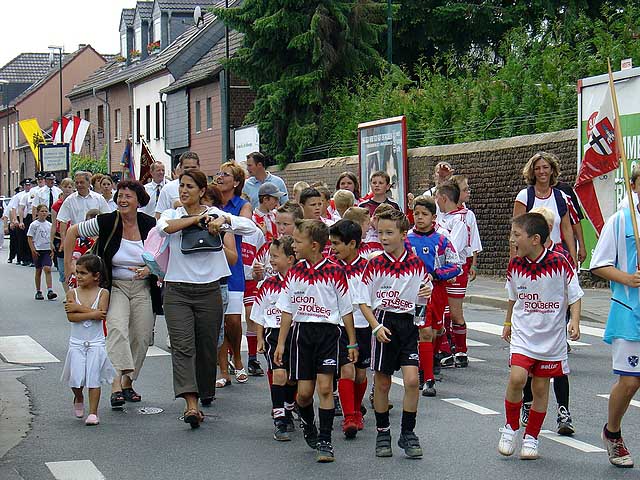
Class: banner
18,118,45,170
139,138,155,184
121,138,134,179
51,117,70,144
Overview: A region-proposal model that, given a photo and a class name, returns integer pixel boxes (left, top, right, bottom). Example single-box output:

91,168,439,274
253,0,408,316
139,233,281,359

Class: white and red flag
62,116,91,154
51,117,70,143
575,87,619,235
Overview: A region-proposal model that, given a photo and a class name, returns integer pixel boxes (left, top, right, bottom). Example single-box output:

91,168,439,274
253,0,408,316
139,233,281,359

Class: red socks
419,341,434,381
505,399,522,431
452,323,467,354
338,378,356,417
246,334,258,357
525,409,546,439
354,378,368,411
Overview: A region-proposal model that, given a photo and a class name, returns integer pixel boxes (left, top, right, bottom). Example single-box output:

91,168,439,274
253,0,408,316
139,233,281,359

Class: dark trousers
16,214,32,263
8,225,18,261
164,281,223,399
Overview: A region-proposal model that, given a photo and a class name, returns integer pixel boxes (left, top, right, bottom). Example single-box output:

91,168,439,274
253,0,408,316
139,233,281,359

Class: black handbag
180,216,223,254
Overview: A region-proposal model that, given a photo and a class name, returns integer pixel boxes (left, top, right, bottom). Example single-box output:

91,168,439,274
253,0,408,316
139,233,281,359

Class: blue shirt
243,173,289,209
222,195,249,292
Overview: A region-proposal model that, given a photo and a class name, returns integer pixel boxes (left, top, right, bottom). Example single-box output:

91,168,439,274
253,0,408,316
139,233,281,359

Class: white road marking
391,376,404,386
468,356,485,363
0,335,59,363
145,346,170,357
580,326,604,338
597,394,640,409
539,430,605,453
467,339,490,347
45,460,105,480
442,398,500,415
467,322,590,346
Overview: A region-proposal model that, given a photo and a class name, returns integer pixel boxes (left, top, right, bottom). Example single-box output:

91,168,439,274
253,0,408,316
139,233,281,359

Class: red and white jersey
437,207,471,259
336,255,369,328
506,248,583,361
276,258,353,325
250,273,285,328
242,228,266,281
357,250,431,314
252,240,276,283
253,208,278,242
359,240,383,260
465,208,482,257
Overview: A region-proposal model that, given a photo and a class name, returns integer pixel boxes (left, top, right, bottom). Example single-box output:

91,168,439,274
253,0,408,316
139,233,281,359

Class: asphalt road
0,242,639,480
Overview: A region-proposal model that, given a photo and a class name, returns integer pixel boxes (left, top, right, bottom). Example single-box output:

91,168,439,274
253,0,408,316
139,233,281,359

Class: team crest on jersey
628,355,639,368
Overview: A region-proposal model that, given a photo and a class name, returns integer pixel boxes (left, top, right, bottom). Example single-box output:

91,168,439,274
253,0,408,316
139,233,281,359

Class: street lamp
48,46,64,145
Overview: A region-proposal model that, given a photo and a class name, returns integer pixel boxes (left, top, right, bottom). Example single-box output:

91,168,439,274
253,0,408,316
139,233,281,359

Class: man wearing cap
252,182,285,242
32,173,62,218
16,179,34,266
243,152,289,209
6,186,22,263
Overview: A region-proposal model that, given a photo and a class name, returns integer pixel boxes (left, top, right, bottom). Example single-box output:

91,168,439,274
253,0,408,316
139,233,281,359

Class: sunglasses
215,172,232,178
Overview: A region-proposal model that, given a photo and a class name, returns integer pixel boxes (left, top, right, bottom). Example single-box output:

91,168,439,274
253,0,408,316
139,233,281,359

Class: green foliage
70,147,108,177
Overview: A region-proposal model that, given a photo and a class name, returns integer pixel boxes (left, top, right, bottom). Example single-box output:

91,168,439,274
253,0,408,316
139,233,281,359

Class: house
152,0,222,50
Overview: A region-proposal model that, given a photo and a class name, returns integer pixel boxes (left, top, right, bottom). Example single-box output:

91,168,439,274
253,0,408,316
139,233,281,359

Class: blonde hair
293,181,310,201
529,206,555,230
333,189,355,211
310,182,331,201
342,206,370,225
60,177,74,188
220,161,246,196
522,151,560,186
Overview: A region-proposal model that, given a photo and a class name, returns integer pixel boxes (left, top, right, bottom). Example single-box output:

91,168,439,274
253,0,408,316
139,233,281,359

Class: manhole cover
137,407,163,415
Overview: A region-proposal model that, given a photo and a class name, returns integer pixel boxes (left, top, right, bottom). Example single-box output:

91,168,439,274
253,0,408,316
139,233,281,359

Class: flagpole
608,58,640,264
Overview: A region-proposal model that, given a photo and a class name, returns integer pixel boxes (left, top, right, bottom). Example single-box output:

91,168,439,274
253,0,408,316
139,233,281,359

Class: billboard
234,125,259,169
357,116,408,211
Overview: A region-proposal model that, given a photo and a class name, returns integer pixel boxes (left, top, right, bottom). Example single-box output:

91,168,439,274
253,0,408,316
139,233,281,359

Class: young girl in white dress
62,254,116,425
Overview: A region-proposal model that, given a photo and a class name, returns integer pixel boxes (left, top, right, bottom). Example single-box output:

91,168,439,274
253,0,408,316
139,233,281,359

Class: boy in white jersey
330,219,371,438
274,220,357,463
252,236,297,441
358,209,432,458
499,213,582,460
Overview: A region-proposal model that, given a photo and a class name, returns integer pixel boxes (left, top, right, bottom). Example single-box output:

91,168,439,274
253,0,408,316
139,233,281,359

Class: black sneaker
284,412,296,432
273,421,291,441
557,406,575,436
302,422,319,449
333,393,343,417
7,258,12,263
47,290,57,300
454,352,468,368
422,379,436,397
440,354,454,368
418,369,425,390
375,430,393,457
201,396,214,407
315,440,335,463
247,359,264,376
398,431,423,458
35,291,44,300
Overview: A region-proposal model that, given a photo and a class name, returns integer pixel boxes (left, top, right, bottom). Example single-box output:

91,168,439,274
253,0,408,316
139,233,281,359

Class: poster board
234,125,259,169
39,144,69,172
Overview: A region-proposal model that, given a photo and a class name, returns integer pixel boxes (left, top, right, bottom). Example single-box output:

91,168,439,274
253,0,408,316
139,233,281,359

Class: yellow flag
18,119,45,170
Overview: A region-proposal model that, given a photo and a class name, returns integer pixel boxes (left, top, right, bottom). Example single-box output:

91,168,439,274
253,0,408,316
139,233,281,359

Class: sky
0,1,126,67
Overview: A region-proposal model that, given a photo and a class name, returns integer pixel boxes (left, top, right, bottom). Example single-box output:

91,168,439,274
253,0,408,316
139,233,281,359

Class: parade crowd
2,151,639,468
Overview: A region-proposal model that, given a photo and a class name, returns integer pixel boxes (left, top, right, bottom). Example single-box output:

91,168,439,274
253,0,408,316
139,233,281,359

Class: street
0,246,638,480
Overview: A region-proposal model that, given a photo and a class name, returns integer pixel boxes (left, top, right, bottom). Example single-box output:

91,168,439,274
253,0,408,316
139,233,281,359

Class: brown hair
522,151,560,186
295,219,329,247
413,195,436,215
276,201,304,220
370,170,390,185
335,171,360,195
342,206,370,225
271,235,295,258
180,170,208,190
310,182,331,201
373,203,395,218
205,183,223,207
376,209,410,232
179,151,200,165
436,181,460,204
220,161,245,197
116,180,150,207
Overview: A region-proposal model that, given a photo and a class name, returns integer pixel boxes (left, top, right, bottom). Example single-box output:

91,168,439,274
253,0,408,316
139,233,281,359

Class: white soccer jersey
276,257,353,325
357,250,431,314
242,228,266,280
337,255,369,328
465,208,483,256
506,248,583,361
252,241,276,282
436,208,470,258
250,273,285,328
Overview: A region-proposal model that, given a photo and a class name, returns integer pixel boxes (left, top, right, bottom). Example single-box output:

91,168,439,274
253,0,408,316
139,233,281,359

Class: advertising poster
234,125,260,169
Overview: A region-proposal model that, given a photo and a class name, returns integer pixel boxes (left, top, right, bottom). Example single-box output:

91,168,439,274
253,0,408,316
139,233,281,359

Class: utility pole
387,0,392,64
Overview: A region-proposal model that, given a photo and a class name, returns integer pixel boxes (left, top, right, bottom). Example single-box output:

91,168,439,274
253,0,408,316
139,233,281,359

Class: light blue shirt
243,173,289,209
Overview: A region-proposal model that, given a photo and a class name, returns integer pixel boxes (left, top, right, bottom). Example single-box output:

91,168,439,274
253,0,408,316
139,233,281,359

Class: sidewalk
466,276,610,324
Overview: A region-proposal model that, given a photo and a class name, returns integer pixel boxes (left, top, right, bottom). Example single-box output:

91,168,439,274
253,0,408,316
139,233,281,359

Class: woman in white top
157,169,256,428
100,175,117,212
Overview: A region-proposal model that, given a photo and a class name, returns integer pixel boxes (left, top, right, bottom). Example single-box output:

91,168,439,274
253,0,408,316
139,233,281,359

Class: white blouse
112,239,145,280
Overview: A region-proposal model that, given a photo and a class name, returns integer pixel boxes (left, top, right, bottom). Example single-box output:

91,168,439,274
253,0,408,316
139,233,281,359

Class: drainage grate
137,407,164,415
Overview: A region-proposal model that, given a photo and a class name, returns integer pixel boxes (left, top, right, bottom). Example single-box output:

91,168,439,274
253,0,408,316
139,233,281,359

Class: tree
214,0,385,164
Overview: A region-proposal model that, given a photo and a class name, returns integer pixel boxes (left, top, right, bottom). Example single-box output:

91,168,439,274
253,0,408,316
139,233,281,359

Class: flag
575,86,619,234
51,117,70,144
139,138,155,184
64,116,91,154
120,138,134,179
18,119,45,170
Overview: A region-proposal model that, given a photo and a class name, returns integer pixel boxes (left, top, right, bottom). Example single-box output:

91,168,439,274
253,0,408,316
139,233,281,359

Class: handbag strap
101,211,120,253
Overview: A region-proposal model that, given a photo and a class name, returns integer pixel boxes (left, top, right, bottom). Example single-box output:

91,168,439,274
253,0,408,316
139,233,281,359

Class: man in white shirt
141,161,168,216
155,152,200,219
32,172,63,217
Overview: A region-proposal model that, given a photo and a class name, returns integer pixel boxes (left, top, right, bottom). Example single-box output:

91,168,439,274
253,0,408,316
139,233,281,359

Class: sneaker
302,422,319,449
556,405,575,436
342,415,358,439
47,290,57,300
273,421,291,441
284,412,296,433
418,370,425,390
35,291,44,300
498,425,517,456
333,393,343,417
398,431,423,458
440,354,454,368
520,402,531,427
85,414,100,426
520,434,539,460
247,359,264,376
375,430,393,457
7,258,12,264
454,352,469,368
355,411,364,431
315,440,335,463
422,379,436,397
602,425,634,468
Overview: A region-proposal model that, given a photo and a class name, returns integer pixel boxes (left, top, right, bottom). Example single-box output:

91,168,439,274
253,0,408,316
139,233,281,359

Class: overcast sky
0,1,125,67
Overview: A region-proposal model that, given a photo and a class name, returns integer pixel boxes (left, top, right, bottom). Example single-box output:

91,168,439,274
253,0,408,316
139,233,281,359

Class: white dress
61,288,116,388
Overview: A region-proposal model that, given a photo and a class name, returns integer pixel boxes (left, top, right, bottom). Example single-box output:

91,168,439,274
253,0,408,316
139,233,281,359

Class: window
121,33,127,57
206,97,212,130
155,102,160,139
76,111,80,118
154,18,161,43
195,100,201,133
114,109,122,141
145,105,151,141
135,27,142,54
97,105,104,130
136,108,141,143
84,109,90,121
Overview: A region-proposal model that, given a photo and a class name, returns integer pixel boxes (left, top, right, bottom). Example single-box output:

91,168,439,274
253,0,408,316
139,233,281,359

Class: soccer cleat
556,405,575,436
520,402,531,427
375,430,393,457
422,379,436,397
47,290,57,300
273,421,291,441
315,440,335,463
454,352,469,368
418,370,425,390
333,393,343,417
440,354,454,368
247,359,264,376
498,425,517,456
398,431,423,458
355,411,364,431
302,422,319,449
342,415,358,439
602,426,634,468
35,291,44,300
520,434,539,460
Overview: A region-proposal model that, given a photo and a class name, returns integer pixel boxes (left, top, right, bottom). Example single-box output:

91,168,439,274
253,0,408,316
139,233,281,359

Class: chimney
126,27,134,66
78,44,87,50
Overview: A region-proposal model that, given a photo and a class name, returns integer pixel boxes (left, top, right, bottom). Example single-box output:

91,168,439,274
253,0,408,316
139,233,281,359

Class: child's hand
257,339,265,354
96,310,107,322
31,250,39,258
274,344,284,366
375,325,392,343
625,271,640,288
64,303,82,313
348,347,359,364
501,325,511,343
418,281,432,299
252,262,265,280
568,320,580,341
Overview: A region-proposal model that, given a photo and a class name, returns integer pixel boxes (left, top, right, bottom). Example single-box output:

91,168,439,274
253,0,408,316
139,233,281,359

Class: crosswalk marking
467,339,490,347
391,376,404,386
580,326,604,338
539,430,605,453
441,398,500,415
597,394,640,409
146,346,170,357
0,335,59,364
45,460,105,480
467,322,590,346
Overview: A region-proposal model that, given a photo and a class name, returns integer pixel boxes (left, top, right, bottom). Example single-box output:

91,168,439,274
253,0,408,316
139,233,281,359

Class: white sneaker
498,425,517,456
520,434,539,460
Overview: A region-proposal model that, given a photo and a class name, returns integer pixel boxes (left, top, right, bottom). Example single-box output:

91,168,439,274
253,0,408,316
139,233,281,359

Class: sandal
215,377,232,388
110,391,125,408
184,409,204,429
122,387,142,402
235,367,248,384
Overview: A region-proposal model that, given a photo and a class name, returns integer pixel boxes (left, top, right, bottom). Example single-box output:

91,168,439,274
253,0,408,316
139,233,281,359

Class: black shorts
372,311,419,375
338,325,373,370
263,327,291,372
34,250,52,269
289,322,340,381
